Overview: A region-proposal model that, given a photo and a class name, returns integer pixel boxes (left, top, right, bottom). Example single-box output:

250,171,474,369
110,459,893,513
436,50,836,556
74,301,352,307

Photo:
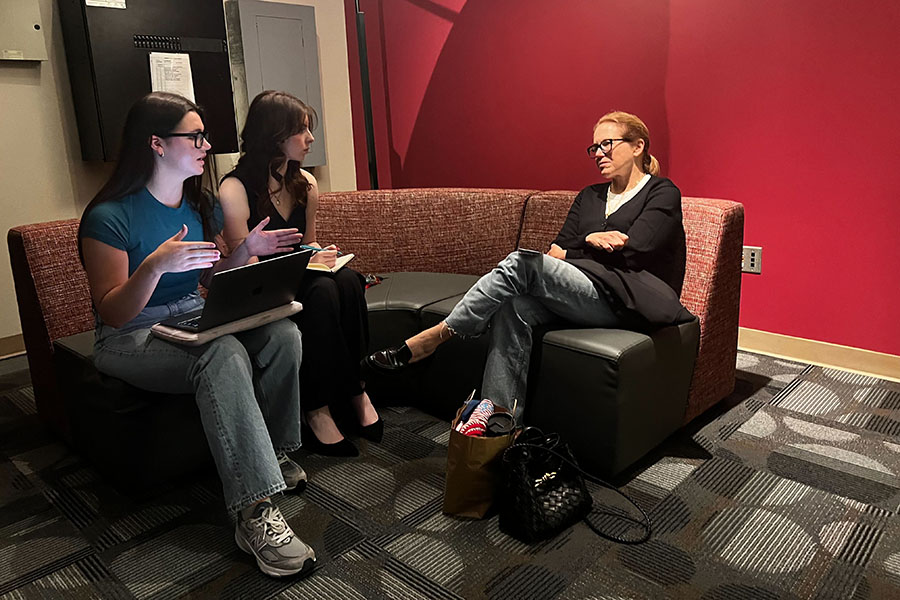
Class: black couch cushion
53,331,211,493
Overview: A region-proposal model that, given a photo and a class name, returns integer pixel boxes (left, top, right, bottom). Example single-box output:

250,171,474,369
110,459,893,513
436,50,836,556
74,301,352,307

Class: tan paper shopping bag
442,402,515,518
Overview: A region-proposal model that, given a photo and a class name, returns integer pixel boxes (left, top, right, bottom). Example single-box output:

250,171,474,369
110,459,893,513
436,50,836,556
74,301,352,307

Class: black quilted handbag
498,427,651,544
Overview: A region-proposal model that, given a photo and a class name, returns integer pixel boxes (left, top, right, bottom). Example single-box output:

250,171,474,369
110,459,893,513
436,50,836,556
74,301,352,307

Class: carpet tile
1,351,898,599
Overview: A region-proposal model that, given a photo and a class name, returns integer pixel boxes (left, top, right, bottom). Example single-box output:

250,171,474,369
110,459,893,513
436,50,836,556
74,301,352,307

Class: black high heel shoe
358,418,384,443
301,423,359,458
362,344,413,373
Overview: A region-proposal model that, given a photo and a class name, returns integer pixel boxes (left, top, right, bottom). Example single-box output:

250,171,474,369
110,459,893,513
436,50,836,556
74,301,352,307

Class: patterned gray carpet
1,352,899,599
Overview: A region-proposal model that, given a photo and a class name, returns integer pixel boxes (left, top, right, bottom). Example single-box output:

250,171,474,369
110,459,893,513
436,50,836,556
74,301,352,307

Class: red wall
345,0,900,356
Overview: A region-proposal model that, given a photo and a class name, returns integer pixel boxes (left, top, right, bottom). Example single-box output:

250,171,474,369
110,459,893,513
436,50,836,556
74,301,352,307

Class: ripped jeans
93,292,303,515
444,252,621,420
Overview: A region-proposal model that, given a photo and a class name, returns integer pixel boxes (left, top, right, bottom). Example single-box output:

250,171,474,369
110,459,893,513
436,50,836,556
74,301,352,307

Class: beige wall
0,0,356,345
0,0,113,342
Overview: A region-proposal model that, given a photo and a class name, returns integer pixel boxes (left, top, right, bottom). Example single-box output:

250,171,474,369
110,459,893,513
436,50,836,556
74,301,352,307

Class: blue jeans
93,292,303,516
445,252,621,420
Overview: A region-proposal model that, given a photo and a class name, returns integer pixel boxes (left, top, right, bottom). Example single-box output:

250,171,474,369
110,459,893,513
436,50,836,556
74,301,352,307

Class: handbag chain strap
511,442,652,544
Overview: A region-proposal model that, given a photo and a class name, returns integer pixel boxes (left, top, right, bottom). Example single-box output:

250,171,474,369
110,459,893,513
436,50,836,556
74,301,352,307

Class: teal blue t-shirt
81,187,223,307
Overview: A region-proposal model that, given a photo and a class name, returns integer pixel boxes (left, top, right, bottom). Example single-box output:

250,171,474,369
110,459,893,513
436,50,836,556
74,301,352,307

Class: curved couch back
317,188,535,275
10,188,742,437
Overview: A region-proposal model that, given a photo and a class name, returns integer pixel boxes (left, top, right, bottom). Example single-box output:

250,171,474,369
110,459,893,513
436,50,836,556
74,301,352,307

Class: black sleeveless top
222,169,307,260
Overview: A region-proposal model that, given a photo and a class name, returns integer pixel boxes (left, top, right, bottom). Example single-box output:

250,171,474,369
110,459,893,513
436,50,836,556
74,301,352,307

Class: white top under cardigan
606,173,651,218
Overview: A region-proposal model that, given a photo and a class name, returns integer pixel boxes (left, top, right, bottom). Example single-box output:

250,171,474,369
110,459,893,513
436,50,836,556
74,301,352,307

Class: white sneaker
235,501,316,578
277,452,308,492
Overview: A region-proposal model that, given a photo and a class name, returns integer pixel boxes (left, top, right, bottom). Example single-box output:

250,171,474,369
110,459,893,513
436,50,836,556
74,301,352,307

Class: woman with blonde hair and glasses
364,111,693,420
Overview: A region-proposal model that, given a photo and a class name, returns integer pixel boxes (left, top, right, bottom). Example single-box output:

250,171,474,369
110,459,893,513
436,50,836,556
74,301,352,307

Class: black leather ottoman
54,331,212,493
364,273,479,409
366,272,701,476
365,272,480,349
527,321,700,476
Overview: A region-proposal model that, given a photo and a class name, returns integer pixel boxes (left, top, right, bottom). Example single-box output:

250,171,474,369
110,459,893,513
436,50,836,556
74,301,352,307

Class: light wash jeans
444,251,621,420
93,291,303,516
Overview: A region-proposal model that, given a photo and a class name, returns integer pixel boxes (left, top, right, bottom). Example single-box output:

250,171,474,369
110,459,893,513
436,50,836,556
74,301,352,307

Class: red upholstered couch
8,188,742,480
315,189,743,429
8,220,95,440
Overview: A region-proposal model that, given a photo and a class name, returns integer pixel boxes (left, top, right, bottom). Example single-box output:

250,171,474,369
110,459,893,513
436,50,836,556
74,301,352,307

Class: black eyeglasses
164,131,210,149
587,138,627,156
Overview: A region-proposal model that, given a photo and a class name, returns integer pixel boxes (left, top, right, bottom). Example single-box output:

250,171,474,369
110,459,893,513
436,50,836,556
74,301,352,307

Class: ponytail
596,110,660,175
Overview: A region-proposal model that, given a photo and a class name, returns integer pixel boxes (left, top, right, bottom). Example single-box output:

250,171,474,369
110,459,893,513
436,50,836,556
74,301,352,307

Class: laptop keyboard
175,315,202,330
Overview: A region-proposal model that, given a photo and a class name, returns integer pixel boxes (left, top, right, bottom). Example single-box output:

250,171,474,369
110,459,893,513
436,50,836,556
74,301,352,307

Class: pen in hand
298,244,343,256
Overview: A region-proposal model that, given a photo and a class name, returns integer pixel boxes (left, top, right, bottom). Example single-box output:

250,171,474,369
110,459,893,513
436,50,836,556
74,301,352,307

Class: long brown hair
78,92,216,262
232,90,318,218
595,111,660,176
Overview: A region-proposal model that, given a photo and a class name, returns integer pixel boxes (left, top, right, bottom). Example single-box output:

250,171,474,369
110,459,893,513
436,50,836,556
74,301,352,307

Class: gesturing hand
309,244,339,268
585,231,629,252
149,225,221,274
243,217,304,257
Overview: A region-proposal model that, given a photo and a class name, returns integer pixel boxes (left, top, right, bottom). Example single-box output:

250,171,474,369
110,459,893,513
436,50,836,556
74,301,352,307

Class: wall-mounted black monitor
59,0,238,161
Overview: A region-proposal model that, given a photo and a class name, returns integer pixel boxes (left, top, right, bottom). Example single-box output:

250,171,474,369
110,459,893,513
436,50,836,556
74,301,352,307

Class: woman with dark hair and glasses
365,111,693,420
79,92,316,578
219,90,380,457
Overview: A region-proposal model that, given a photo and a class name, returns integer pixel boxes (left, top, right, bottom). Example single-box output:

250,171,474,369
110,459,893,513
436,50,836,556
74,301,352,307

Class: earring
159,151,165,158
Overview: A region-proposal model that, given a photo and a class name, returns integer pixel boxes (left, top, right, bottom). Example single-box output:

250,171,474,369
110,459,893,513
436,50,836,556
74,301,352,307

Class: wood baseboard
738,328,900,383
0,334,26,360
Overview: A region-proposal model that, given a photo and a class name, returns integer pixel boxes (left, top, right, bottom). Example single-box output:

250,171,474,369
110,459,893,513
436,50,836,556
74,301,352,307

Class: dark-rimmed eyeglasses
587,138,626,156
164,131,210,149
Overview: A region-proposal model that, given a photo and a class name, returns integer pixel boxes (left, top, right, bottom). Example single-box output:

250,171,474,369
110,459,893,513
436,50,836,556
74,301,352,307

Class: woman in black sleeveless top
219,91,380,457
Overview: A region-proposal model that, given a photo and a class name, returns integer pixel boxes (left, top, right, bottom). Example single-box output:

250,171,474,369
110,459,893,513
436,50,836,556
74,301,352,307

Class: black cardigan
553,176,694,327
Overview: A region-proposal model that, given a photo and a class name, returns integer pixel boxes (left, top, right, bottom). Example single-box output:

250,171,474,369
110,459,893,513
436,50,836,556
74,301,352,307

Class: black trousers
292,268,369,411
